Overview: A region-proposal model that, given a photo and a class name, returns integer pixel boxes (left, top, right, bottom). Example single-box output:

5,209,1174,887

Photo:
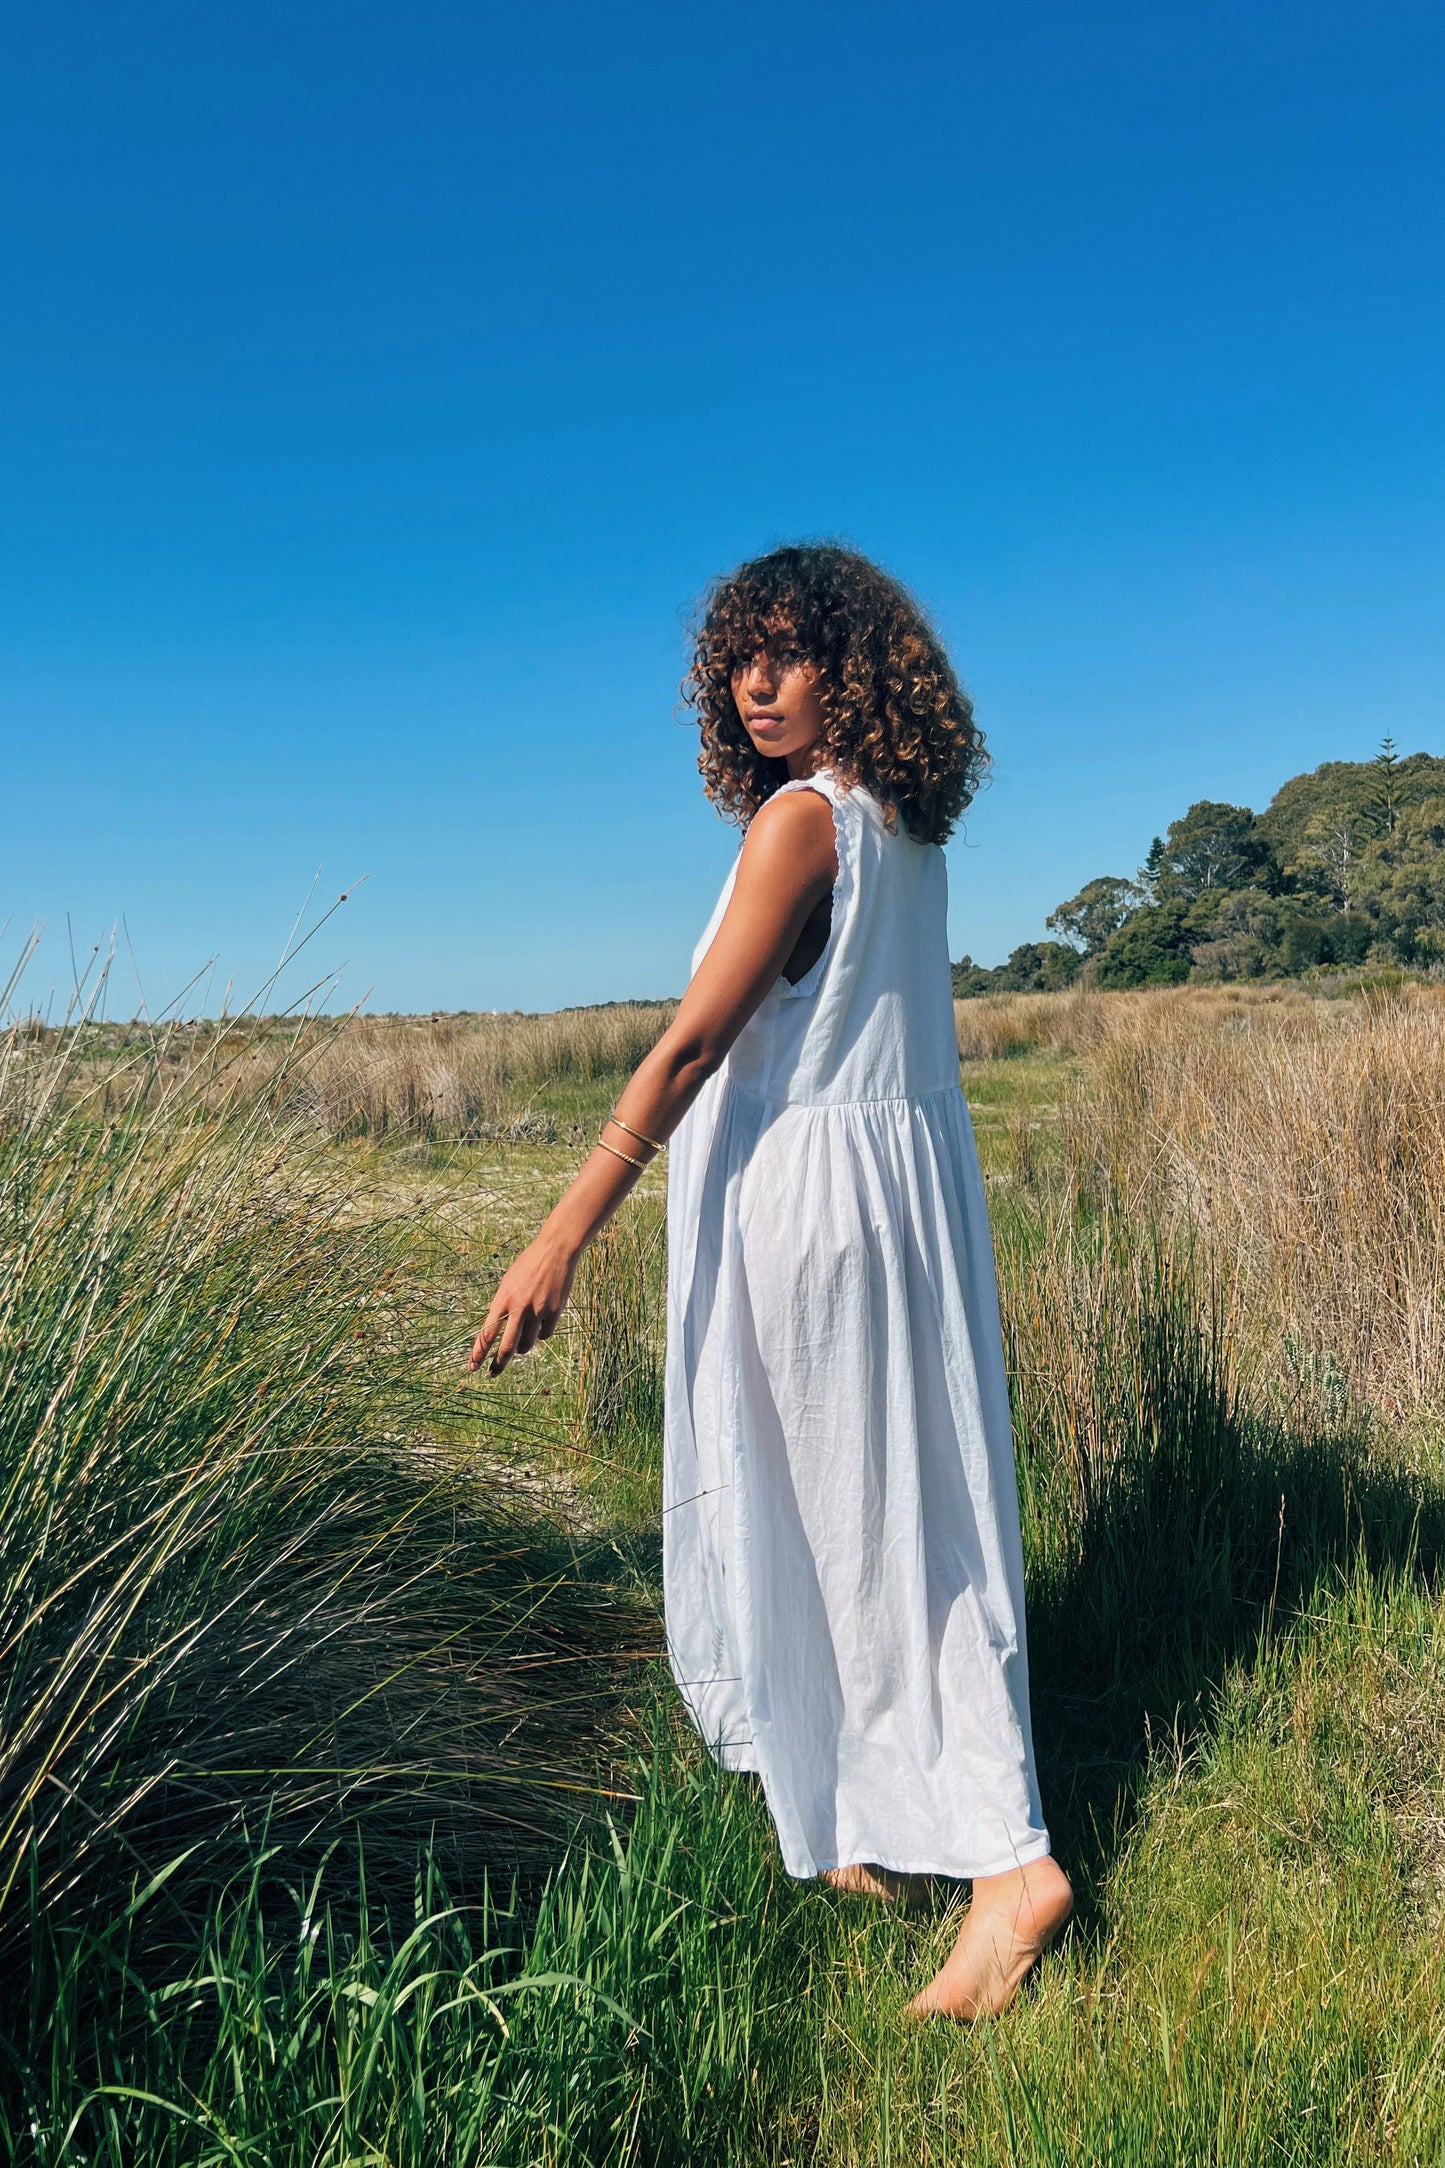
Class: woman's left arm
468,787,837,1375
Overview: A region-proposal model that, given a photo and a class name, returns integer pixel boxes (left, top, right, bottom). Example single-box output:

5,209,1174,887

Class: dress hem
794,1837,1054,1884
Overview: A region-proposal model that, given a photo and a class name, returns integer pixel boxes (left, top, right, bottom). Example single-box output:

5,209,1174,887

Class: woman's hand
468,1232,581,1376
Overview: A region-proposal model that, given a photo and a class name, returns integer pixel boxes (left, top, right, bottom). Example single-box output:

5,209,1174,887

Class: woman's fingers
490,1303,542,1375
488,1312,521,1374
467,1241,571,1376
467,1293,508,1372
470,1297,553,1376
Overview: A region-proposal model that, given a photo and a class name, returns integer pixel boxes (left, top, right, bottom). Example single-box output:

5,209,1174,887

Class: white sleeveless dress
663,767,1051,1881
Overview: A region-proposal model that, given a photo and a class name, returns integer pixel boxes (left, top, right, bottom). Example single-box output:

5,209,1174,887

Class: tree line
953,742,1445,995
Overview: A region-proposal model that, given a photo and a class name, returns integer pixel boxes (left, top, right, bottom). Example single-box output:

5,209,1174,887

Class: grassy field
5,986,1445,2162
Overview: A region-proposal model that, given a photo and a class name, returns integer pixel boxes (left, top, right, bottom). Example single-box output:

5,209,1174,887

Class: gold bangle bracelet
597,1134,649,1174
606,1112,665,1154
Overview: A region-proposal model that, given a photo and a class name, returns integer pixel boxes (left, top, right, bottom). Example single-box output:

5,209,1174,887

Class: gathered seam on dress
722,1081,967,1113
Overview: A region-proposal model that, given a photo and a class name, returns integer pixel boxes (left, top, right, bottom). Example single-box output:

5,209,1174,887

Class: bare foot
822,1862,929,1903
905,1856,1073,2021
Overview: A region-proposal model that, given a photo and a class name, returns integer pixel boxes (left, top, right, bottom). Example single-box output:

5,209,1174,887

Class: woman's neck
786,746,829,781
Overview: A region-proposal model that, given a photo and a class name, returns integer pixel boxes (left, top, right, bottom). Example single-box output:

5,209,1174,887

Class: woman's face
731,634,826,770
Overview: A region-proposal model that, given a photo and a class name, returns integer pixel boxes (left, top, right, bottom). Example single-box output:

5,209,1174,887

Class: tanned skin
468,635,1072,2021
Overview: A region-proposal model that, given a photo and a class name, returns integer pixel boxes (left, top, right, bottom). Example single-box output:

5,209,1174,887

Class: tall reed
570,1199,667,1451
10,1716,815,2168
0,1015,641,1972
1061,989,1445,1417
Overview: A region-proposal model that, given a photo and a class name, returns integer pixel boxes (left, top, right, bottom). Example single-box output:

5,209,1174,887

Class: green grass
783,1563,1445,2165
0,1017,653,2149
12,1712,821,2167
8,1018,1445,2162
20,1564,1445,2164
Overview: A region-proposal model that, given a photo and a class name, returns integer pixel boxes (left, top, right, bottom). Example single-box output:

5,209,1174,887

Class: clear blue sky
4,2,1442,1015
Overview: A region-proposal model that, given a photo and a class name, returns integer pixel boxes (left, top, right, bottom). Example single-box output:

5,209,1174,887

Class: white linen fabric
663,766,1051,1881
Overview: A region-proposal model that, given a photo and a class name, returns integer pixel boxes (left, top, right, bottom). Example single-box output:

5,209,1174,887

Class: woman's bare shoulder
744,785,837,845
739,785,836,869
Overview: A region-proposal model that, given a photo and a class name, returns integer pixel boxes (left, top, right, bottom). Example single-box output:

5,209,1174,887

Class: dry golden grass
953,981,1315,1063
290,1005,677,1141
1040,985,1445,1418
55,1003,678,1143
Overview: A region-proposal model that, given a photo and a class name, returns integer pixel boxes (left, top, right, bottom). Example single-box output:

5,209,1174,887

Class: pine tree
1370,735,1402,837
1136,836,1165,905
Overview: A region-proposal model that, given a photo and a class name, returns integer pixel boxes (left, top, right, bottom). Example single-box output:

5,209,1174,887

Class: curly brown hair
681,543,986,846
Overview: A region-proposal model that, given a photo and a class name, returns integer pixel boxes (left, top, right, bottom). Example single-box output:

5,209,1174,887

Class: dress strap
770,771,857,1001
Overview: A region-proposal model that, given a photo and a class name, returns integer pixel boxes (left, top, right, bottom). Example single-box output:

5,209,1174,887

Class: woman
470,543,1071,2019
